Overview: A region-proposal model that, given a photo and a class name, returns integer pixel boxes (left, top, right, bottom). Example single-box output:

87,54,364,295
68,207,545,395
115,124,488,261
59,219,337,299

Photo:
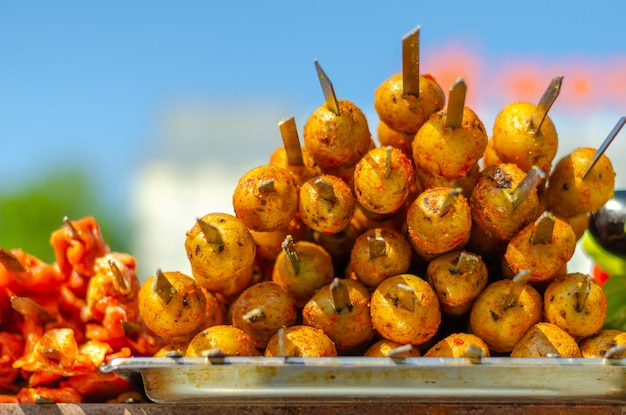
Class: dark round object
588,190,626,258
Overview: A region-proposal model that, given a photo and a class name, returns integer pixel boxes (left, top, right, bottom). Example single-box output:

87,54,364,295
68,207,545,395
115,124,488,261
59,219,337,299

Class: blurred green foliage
0,170,130,263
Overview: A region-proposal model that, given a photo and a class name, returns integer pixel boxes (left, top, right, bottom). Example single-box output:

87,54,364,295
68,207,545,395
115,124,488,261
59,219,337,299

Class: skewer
196,217,224,247
258,178,276,193
503,269,531,310
397,283,416,312
63,216,80,239
402,26,421,98
278,117,304,166
604,345,626,359
582,116,626,180
0,247,26,272
153,269,177,305
454,252,479,274
463,344,485,359
508,166,546,210
108,259,129,293
277,327,287,357
575,274,591,312
281,235,300,275
528,76,564,134
10,296,57,324
368,229,387,259
387,344,414,358
439,187,463,217
313,177,336,202
445,77,466,129
314,60,340,116
243,307,265,323
330,278,353,313
531,211,555,245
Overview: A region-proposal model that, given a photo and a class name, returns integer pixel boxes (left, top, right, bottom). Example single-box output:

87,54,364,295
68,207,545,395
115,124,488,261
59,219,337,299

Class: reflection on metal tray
100,356,626,404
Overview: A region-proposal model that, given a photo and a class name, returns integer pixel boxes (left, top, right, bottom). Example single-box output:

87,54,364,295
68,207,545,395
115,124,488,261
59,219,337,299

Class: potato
579,329,626,358
299,174,355,235
423,332,490,358
510,322,581,358
364,339,421,357
185,325,260,357
264,325,337,357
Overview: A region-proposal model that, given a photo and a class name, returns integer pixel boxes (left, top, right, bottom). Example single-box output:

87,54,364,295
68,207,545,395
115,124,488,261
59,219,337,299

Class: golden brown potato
185,325,260,357
353,146,415,216
249,216,309,265
374,72,445,134
303,99,372,172
413,107,488,180
138,271,207,341
232,165,299,232
271,239,334,308
201,287,227,329
545,147,616,218
264,325,337,357
349,227,412,288
491,101,558,174
510,322,581,358
405,186,472,260
370,274,441,346
423,332,490,358
579,330,626,358
470,163,539,241
364,339,421,357
298,174,355,235
469,278,543,353
185,212,256,295
230,281,298,349
543,273,607,339
427,250,488,316
302,278,375,350
503,212,577,284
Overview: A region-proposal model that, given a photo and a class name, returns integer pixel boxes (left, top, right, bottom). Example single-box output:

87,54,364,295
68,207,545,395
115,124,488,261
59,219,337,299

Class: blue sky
1,1,625,214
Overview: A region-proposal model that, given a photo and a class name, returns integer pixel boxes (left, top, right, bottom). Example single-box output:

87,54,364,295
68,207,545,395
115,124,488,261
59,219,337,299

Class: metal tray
100,356,626,404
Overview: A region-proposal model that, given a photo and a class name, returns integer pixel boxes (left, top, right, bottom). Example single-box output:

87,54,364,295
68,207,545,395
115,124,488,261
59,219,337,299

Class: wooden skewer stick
200,348,226,358
277,327,287,357
108,258,129,293
313,177,336,202
314,60,340,116
462,344,486,359
454,252,479,274
153,269,177,305
196,217,224,247
63,216,80,239
243,307,265,323
330,278,353,313
582,116,626,180
528,75,564,135
508,166,546,210
10,296,58,324
397,283,416,312
503,269,531,310
368,229,387,259
531,211,556,245
439,187,463,217
575,274,592,312
278,117,304,166
402,26,421,98
445,77,466,129
258,178,276,193
281,235,300,275
387,344,414,357
0,247,26,272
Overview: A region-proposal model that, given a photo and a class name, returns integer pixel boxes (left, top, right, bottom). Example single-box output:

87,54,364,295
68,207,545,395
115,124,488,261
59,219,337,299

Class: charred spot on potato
182,293,190,308
490,167,513,189
489,310,499,321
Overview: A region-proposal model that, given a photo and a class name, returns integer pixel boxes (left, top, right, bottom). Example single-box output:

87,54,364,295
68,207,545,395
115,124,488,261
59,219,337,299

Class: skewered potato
299,174,355,235
543,273,607,339
184,213,256,295
415,163,480,198
510,322,581,358
364,339,421,357
370,273,441,346
231,281,298,349
264,325,337,357
579,329,626,358
423,332,490,358
405,186,472,260
302,278,375,350
232,165,299,232
138,270,207,341
545,147,616,218
348,227,412,288
185,325,260,357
